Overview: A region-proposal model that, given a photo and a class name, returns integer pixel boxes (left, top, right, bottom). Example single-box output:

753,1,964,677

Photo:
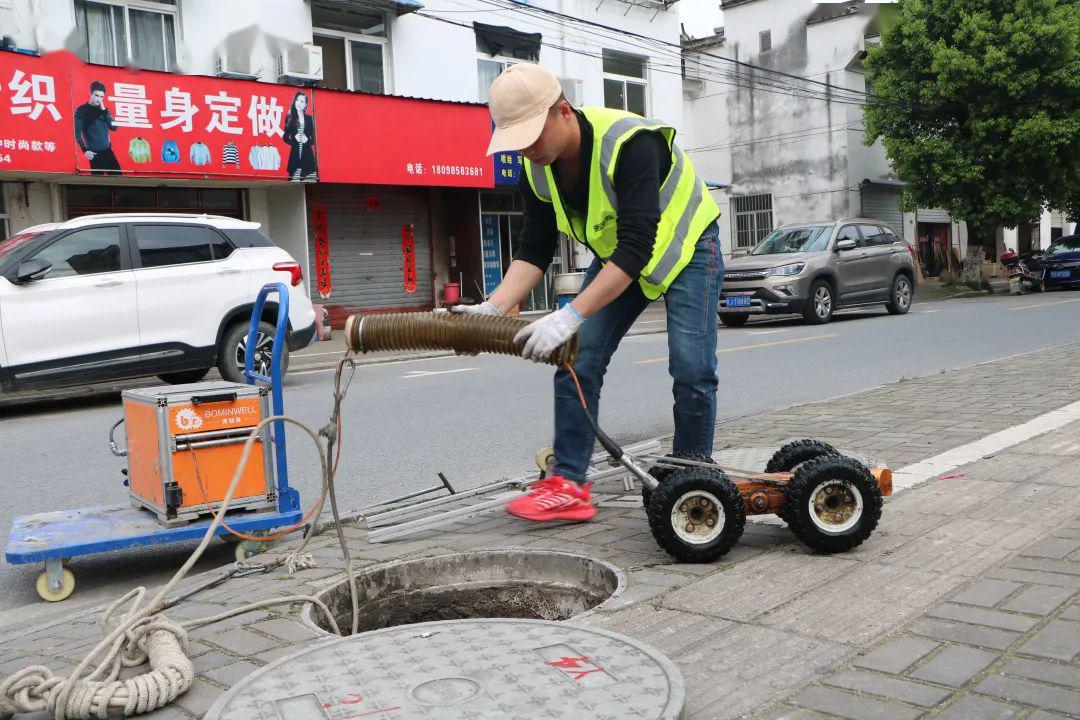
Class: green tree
864,0,1080,280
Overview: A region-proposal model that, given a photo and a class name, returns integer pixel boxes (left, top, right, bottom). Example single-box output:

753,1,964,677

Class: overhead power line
476,0,886,106
419,9,877,108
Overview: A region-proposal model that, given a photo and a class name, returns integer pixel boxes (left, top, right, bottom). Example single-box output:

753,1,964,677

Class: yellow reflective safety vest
524,107,719,300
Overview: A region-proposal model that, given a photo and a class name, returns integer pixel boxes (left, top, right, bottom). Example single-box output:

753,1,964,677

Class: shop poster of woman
283,90,317,182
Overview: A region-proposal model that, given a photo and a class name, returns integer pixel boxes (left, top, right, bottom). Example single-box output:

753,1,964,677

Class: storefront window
65,186,245,218
113,186,157,208
199,188,243,209
157,187,200,209
480,192,515,213
479,191,561,312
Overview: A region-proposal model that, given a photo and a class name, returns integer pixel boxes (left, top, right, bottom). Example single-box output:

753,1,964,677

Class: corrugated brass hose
345,312,579,367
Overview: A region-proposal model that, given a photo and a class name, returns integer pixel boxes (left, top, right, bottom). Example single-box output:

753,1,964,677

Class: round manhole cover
206,618,684,720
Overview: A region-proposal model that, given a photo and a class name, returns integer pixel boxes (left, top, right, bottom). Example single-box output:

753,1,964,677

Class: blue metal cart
5,283,304,601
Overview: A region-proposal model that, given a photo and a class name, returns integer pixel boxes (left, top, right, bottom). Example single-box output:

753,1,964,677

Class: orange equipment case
121,381,276,526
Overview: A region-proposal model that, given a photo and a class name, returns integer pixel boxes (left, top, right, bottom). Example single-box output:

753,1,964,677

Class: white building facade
0,0,683,317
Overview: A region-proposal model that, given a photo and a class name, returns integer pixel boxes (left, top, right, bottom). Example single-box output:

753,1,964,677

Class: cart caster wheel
647,466,745,563
235,532,278,562
765,440,841,523
36,568,75,602
642,451,715,509
534,447,555,473
783,455,883,553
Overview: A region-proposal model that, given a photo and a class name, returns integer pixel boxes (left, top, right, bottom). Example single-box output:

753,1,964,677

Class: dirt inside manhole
304,550,623,636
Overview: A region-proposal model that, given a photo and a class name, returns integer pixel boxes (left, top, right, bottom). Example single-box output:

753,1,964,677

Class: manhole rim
205,617,685,720
300,548,627,636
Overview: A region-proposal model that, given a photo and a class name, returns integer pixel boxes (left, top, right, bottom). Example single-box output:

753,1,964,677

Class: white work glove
451,300,503,317
514,305,584,363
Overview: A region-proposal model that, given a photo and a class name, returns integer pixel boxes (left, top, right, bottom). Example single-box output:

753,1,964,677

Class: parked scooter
1000,249,1044,294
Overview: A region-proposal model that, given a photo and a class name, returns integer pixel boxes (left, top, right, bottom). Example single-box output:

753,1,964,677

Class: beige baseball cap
486,63,563,156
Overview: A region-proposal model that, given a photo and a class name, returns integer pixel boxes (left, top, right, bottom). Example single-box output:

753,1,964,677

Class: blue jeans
552,221,723,482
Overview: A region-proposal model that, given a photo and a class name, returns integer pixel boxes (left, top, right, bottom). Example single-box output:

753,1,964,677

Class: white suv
0,213,317,391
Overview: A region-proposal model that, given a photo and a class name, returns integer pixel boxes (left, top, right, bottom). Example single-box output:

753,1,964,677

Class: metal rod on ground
368,494,518,543
364,442,657,527
366,462,652,542
364,479,521,527
364,442,664,542
359,483,451,513
437,472,456,494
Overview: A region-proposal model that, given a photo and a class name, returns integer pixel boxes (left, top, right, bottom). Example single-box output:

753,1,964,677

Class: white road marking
402,368,477,379
286,367,335,376
1007,298,1080,312
636,333,838,364
293,350,352,359
892,399,1080,492
747,329,791,336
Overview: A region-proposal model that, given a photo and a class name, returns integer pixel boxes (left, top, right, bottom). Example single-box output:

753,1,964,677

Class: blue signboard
481,214,502,296
493,151,523,186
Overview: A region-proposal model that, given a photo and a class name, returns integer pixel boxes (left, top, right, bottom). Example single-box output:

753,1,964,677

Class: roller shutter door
860,186,903,235
307,185,432,316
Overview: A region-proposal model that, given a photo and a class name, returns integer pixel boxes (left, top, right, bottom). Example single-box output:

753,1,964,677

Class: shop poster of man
74,80,122,176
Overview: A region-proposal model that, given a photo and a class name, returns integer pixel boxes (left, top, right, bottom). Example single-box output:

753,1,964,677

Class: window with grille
732,194,774,249
759,30,772,54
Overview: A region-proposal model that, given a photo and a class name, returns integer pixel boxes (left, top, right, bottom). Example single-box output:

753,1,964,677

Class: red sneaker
506,476,597,522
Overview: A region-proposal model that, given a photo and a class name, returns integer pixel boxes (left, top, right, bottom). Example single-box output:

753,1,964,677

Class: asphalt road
2,290,1080,623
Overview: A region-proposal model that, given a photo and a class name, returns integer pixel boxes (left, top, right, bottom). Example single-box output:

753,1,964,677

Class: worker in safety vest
455,63,723,522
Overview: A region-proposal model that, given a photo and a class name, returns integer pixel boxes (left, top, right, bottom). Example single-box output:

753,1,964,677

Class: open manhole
303,550,624,636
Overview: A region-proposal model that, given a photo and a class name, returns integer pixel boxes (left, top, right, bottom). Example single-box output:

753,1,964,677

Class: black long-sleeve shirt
74,104,116,153
514,109,672,279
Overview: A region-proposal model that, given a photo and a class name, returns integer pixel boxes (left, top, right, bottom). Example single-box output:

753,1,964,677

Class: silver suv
719,220,916,326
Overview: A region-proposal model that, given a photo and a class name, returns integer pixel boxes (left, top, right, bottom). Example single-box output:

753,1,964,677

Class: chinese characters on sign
402,223,418,294
312,203,333,299
1,51,493,187
315,90,492,187
8,70,60,120
480,214,502,296
1,53,73,173
69,62,316,180
493,151,523,185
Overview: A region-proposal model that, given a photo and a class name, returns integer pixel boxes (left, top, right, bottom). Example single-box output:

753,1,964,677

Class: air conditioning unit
277,43,323,84
558,77,583,106
683,77,705,97
215,52,259,80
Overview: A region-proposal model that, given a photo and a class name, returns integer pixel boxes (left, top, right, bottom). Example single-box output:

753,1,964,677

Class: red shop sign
312,203,332,299
67,60,318,181
0,51,76,173
315,90,493,188
401,223,417,294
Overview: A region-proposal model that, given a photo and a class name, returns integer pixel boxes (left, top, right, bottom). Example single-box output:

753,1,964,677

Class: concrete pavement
2,333,1079,718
